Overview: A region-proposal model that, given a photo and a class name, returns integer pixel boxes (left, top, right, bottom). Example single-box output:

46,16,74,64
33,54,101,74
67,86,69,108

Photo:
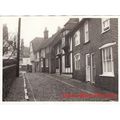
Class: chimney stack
44,27,48,40
57,26,61,32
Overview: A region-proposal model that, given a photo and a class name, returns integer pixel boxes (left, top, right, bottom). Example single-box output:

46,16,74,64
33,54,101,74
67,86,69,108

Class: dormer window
102,18,110,33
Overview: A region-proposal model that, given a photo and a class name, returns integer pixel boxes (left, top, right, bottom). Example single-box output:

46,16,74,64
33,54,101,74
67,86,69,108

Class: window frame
45,58,48,67
74,30,80,46
101,46,114,77
74,53,80,70
65,52,70,67
101,18,110,33
41,58,43,68
56,57,59,69
84,20,89,43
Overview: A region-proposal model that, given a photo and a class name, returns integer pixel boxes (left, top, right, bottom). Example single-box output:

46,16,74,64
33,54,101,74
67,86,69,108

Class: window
65,53,70,67
45,58,48,67
102,18,110,33
56,45,60,54
36,52,39,61
101,47,114,76
56,58,59,69
84,21,89,43
62,37,65,47
41,58,43,67
74,53,80,70
74,30,80,46
70,37,72,51
41,49,45,58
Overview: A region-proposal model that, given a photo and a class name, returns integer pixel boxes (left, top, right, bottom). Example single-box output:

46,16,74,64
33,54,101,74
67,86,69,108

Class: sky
1,16,81,47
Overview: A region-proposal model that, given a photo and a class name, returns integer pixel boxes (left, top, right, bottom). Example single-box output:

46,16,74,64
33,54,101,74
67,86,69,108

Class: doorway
85,53,96,83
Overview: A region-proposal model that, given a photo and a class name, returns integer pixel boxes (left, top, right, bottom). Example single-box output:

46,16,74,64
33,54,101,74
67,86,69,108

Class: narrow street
5,72,118,101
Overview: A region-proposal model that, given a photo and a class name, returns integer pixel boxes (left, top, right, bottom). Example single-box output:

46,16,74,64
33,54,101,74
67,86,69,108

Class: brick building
39,28,62,73
30,17,118,93
68,18,118,92
53,18,79,76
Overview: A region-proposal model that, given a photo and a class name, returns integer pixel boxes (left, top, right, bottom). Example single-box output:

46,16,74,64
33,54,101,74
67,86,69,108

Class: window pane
74,53,80,70
102,46,114,74
102,18,110,32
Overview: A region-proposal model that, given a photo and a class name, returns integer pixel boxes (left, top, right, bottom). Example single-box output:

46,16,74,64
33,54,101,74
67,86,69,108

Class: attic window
102,18,110,33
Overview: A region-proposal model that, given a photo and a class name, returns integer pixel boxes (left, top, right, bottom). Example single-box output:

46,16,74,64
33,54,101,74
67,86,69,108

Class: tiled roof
31,37,44,53
40,30,62,49
66,18,88,37
64,18,79,30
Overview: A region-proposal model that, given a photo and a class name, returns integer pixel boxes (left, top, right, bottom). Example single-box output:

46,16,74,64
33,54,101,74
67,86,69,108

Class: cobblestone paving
5,72,118,101
25,73,118,101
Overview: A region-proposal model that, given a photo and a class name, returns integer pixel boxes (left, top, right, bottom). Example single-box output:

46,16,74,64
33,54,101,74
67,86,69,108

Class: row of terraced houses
30,18,118,93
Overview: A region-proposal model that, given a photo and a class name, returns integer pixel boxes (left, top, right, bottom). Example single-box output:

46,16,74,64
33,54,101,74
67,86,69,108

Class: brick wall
72,18,118,92
95,18,118,92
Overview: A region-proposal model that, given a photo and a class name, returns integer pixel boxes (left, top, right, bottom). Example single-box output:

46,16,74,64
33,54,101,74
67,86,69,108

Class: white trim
74,30,80,46
85,53,91,82
101,47,114,75
84,20,89,43
101,18,110,33
74,53,80,70
99,42,116,49
99,73,115,77
91,53,95,83
45,58,48,67
101,27,110,34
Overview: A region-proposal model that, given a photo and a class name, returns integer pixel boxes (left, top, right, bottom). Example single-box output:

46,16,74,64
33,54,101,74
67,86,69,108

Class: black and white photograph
0,0,120,120
2,16,118,101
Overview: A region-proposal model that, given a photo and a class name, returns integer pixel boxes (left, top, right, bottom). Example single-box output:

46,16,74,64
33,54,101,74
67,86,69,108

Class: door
91,53,96,83
56,57,60,74
60,56,62,74
42,58,45,72
86,54,91,82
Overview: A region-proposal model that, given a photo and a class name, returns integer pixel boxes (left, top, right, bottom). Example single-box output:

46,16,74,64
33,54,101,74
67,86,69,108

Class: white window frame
84,21,89,43
41,49,45,58
74,30,80,46
100,46,114,77
41,58,43,67
74,53,80,70
70,37,72,51
101,18,110,33
56,45,60,54
36,52,39,61
45,58,48,67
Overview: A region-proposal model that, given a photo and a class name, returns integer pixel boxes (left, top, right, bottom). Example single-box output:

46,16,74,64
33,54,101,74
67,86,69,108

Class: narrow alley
5,72,118,101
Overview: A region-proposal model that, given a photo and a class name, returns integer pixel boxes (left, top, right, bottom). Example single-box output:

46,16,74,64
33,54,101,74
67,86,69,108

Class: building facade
39,28,62,74
30,18,118,93
70,18,118,92
30,37,44,72
55,18,79,77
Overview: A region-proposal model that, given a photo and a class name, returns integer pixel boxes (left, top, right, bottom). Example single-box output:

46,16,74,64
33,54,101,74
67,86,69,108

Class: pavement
4,72,118,101
4,73,25,101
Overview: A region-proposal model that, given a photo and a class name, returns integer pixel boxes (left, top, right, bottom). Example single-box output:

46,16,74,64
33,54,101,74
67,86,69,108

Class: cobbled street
5,72,118,101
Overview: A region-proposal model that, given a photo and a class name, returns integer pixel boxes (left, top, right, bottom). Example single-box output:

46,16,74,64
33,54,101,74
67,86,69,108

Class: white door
86,54,91,81
91,53,96,83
